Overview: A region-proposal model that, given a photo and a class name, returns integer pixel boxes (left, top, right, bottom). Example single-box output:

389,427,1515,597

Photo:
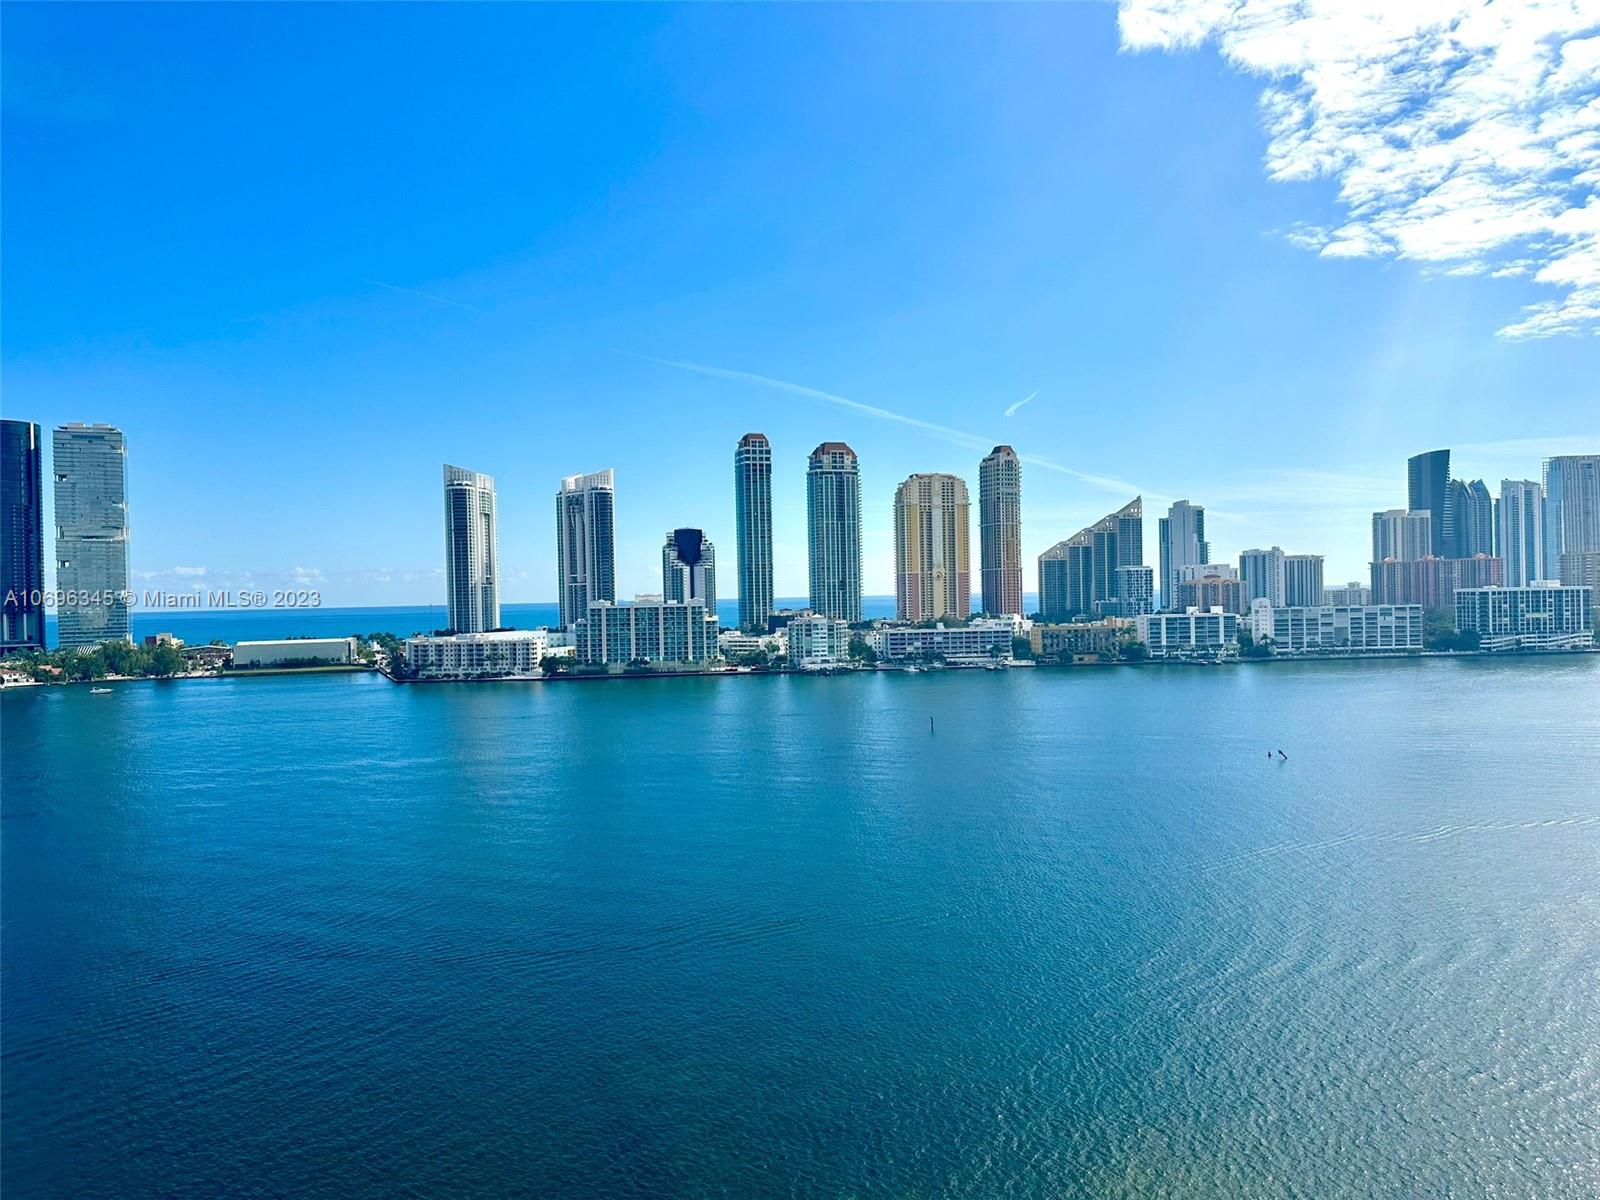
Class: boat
90,686,113,694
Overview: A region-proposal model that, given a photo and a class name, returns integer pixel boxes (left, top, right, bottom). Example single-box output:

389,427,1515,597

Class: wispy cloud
1119,1,1600,339
362,278,483,313
625,353,1148,497
1004,390,1039,418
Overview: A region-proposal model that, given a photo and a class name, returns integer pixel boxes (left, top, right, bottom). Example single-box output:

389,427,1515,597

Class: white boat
90,686,114,694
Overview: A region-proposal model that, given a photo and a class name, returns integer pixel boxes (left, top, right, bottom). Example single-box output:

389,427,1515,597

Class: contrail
362,278,483,313
623,353,1149,497
1004,390,1038,417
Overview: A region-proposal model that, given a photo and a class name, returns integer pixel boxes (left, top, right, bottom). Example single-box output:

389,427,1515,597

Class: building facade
979,445,1023,617
555,469,616,628
868,619,1014,663
1135,609,1239,658
1497,479,1544,587
1323,582,1372,606
1157,500,1209,611
1451,479,1494,558
1249,601,1423,654
894,472,970,622
405,629,548,678
1542,455,1600,582
662,528,717,613
1037,497,1143,621
806,442,862,622
234,637,359,667
787,614,850,668
53,423,132,648
1370,554,1503,610
1029,618,1130,660
1239,546,1286,608
443,464,499,634
574,599,717,666
1177,571,1245,615
734,433,774,633
1,419,46,653
1408,449,1452,558
1371,509,1433,562
1282,554,1325,608
1455,583,1594,652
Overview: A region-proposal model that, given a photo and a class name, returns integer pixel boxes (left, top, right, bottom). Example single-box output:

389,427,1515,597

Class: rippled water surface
4,658,1598,1198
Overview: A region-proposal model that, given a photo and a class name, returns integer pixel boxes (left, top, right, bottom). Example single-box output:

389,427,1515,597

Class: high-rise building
1408,449,1452,557
556,469,616,628
1239,547,1286,607
1370,553,1502,610
52,424,132,648
1037,497,1143,621
806,443,862,622
1157,500,1208,610
1450,479,1494,558
574,598,717,665
1114,564,1154,616
663,528,717,612
1,419,46,653
978,446,1022,617
733,434,773,633
1542,455,1600,582
442,464,499,634
1497,480,1544,587
894,473,970,622
1456,582,1595,652
1282,554,1325,608
1371,509,1433,562
1177,572,1245,615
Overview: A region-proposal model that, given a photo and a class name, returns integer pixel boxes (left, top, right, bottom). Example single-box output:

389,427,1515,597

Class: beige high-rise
894,473,971,621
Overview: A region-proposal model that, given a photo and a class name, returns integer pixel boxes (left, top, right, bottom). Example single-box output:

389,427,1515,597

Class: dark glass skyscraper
1408,449,1451,559
1,419,46,653
662,528,716,609
733,434,773,632
1450,479,1494,558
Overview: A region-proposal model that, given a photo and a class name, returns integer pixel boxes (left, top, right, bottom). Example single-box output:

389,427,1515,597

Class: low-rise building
405,629,549,678
1029,618,1131,659
1323,582,1372,607
574,599,718,666
787,614,850,668
1249,600,1423,654
1177,572,1245,615
868,619,1014,663
1135,608,1238,658
1455,583,1595,652
717,628,787,659
232,637,358,667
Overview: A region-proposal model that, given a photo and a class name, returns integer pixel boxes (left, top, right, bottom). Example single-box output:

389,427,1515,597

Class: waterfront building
1370,554,1503,610
1497,479,1544,588
734,434,774,633
1239,547,1285,608
1542,455,1600,582
442,464,499,635
1451,480,1494,558
717,627,787,660
1323,582,1371,606
868,619,1014,663
1455,583,1595,652
234,637,359,667
52,423,132,648
1408,449,1452,557
1283,554,1325,608
1037,497,1143,621
806,443,862,622
979,446,1023,617
662,528,717,613
1157,500,1209,610
1371,509,1433,562
1,419,46,653
787,614,850,669
1135,608,1239,658
405,629,548,678
574,598,717,666
1177,571,1245,615
1029,617,1131,660
1249,600,1423,654
1114,564,1154,616
555,469,616,628
894,472,971,622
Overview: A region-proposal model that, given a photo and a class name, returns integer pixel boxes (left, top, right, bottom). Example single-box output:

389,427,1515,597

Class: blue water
39,594,1039,647
4,658,1598,1197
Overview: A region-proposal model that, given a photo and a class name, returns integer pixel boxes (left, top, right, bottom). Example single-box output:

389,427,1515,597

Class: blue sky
4,2,1596,604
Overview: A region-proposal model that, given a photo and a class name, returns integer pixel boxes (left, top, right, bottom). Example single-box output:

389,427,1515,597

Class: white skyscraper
1497,479,1544,587
53,423,131,648
556,469,617,628
1371,509,1432,562
1542,455,1600,582
1157,500,1208,610
443,464,499,634
1282,554,1325,608
1239,547,1286,607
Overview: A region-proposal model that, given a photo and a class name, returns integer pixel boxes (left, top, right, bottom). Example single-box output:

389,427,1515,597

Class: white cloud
1004,390,1038,417
170,565,207,577
1120,1,1600,339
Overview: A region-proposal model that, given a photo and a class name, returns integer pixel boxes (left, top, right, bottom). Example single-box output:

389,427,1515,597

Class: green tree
847,637,878,665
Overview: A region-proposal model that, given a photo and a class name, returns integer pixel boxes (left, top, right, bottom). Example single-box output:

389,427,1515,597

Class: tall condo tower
1542,454,1600,581
1,419,46,652
1157,500,1209,611
979,446,1022,616
734,434,774,632
663,528,717,610
806,443,862,623
1037,496,1144,621
1371,509,1433,561
1497,479,1543,587
556,469,616,628
1450,479,1494,557
442,464,499,634
53,423,131,648
1238,547,1286,608
1282,554,1325,608
1407,449,1452,558
894,473,971,622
